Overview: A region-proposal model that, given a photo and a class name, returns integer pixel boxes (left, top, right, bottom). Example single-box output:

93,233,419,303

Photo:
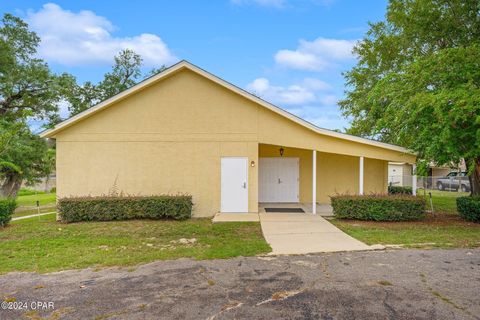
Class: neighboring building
388,162,414,187
41,61,416,217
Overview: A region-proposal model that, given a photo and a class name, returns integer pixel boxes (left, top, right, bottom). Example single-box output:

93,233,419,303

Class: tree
0,13,62,197
66,49,143,116
340,0,480,195
0,121,49,197
0,14,70,122
66,50,167,116
98,49,143,100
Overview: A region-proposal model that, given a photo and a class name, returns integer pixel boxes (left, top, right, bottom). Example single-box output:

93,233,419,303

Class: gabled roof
41,60,413,154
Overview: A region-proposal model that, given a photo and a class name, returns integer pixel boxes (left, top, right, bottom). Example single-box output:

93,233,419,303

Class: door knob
278,178,281,184
242,182,247,189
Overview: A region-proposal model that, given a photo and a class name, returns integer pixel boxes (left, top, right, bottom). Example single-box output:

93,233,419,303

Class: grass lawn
419,189,469,214
12,207,57,218
0,214,271,274
12,192,57,218
15,192,56,208
331,190,480,249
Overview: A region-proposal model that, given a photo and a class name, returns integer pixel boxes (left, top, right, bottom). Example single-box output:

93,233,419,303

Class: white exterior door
221,157,248,213
259,157,299,202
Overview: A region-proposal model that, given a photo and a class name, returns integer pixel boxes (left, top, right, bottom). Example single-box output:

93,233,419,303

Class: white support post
359,156,364,195
412,164,417,196
312,150,317,214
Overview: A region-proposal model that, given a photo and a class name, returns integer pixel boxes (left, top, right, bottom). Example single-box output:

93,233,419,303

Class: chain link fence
389,174,471,193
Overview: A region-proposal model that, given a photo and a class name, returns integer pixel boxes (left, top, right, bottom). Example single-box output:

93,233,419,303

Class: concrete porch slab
212,213,260,223
259,202,334,216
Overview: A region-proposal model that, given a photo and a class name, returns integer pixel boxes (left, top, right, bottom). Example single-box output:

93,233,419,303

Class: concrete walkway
11,211,56,221
259,213,375,255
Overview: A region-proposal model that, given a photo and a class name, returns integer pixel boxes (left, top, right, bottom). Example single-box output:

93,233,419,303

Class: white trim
412,164,417,196
359,156,364,195
40,61,414,155
312,150,317,214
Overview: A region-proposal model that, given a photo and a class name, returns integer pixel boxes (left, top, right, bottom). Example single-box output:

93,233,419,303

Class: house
41,61,416,217
388,161,466,190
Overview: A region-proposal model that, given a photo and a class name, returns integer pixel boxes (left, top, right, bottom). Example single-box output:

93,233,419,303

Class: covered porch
257,143,412,215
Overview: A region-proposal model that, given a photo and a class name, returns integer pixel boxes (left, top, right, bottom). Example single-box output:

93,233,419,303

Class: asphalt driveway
0,249,479,319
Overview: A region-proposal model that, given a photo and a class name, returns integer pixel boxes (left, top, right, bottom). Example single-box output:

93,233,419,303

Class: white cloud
274,37,357,71
245,77,347,129
26,3,177,66
231,0,286,8
246,77,333,106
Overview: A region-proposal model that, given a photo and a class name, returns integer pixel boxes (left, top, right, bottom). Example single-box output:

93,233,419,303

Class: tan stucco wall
259,144,388,204
55,68,410,216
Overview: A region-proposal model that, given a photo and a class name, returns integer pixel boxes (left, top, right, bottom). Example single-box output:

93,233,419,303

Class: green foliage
331,194,426,221
0,14,61,196
0,197,16,227
456,196,480,222
0,13,70,122
388,186,412,195
99,49,143,99
340,0,480,193
58,195,193,223
65,49,166,117
0,121,49,197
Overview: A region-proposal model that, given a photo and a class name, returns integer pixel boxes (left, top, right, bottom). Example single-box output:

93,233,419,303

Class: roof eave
40,60,415,156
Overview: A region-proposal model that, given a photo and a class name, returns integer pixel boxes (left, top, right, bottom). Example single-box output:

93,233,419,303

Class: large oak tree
340,0,480,195
0,14,65,197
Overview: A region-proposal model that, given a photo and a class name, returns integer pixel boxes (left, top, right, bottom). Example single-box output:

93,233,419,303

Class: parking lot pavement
0,249,479,319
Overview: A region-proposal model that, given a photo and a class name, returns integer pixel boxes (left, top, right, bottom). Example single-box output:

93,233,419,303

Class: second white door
259,157,299,202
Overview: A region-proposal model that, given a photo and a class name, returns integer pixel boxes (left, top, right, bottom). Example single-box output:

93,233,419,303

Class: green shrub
49,187,56,193
456,196,480,222
388,185,413,195
0,198,17,227
58,195,193,223
331,194,425,221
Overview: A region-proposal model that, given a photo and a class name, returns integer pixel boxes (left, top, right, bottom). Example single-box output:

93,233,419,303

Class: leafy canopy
340,0,480,184
0,13,70,122
65,49,166,116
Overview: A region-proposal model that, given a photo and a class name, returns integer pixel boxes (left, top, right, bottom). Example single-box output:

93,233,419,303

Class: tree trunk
0,173,22,198
469,157,480,196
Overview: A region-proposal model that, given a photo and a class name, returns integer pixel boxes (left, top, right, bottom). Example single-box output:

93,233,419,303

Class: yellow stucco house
41,61,416,217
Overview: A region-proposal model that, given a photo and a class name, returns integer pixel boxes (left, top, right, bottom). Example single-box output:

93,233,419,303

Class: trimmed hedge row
331,194,426,221
456,196,480,223
58,195,193,223
388,186,413,195
0,198,17,227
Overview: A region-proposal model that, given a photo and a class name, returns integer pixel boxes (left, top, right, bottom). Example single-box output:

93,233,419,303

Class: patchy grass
331,213,480,249
0,215,271,274
331,189,480,248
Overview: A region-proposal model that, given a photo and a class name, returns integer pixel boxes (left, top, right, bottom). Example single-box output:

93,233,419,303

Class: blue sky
2,0,388,130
